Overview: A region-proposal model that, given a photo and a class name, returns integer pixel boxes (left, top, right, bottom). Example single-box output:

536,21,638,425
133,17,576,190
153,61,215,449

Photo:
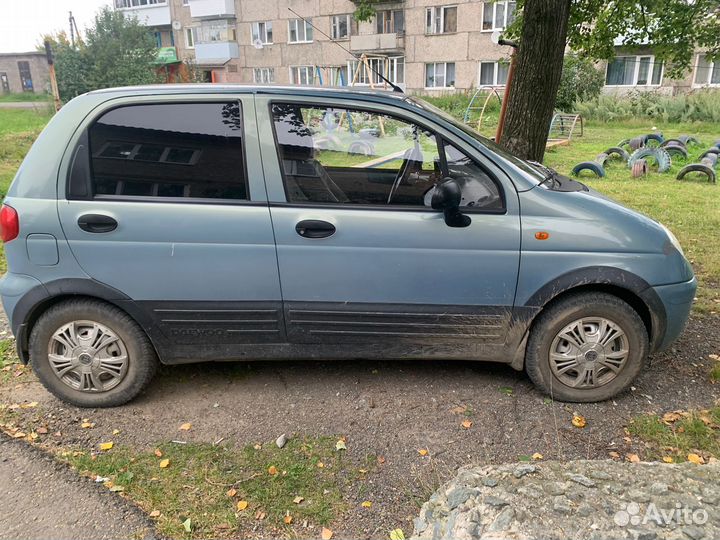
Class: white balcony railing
194,41,240,65
189,0,236,19
350,33,404,52
116,1,171,26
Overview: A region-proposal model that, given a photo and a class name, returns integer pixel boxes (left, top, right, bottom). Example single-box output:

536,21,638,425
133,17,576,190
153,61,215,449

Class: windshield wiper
527,160,561,188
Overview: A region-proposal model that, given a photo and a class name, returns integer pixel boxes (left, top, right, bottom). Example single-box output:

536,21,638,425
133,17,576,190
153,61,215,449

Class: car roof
88,84,409,103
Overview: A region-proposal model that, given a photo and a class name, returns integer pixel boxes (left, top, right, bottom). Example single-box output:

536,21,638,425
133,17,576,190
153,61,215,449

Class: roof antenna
287,7,404,93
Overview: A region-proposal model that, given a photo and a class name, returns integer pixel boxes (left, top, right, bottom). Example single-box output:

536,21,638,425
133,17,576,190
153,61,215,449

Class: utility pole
44,41,62,112
69,11,75,47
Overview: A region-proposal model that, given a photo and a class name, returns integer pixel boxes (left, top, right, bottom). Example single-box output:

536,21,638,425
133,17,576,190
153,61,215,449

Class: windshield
406,96,546,185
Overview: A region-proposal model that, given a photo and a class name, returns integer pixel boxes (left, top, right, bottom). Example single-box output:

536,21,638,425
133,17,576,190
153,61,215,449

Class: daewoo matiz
0,85,696,407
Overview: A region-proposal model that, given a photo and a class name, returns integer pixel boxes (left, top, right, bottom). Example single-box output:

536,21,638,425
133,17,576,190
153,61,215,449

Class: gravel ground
413,460,720,540
0,435,153,540
0,313,718,539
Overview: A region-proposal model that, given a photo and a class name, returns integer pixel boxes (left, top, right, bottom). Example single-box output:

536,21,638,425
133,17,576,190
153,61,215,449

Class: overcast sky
0,0,112,53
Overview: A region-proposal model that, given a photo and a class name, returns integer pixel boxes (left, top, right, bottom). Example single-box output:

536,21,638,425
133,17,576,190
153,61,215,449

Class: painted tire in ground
571,161,606,178
628,136,646,151
595,153,609,166
603,147,630,163
700,148,720,160
631,159,648,178
663,144,689,160
644,133,664,146
628,147,672,173
677,164,717,183
660,138,687,149
678,135,701,146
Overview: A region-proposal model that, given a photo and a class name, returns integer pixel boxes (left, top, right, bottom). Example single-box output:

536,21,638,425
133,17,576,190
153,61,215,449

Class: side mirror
431,178,471,228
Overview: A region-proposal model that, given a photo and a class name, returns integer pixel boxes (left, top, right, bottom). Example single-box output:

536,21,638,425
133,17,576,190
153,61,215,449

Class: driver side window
270,103,503,211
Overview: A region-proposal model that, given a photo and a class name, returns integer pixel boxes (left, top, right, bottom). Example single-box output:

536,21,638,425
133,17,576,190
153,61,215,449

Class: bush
575,90,720,123
555,56,605,112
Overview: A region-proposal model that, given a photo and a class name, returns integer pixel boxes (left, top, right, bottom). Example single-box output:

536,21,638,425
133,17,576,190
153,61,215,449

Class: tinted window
271,103,504,211
87,102,247,200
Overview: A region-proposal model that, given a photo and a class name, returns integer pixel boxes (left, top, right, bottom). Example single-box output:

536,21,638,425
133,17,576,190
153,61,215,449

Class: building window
114,0,167,8
425,62,455,88
17,61,33,92
331,15,351,40
348,56,404,86
153,31,163,48
251,21,273,45
479,61,509,86
426,6,457,34
481,1,516,31
376,10,404,34
693,54,720,86
605,56,663,86
190,22,236,44
182,0,189,5
185,27,194,48
290,66,315,85
253,68,275,84
87,103,247,201
288,18,313,43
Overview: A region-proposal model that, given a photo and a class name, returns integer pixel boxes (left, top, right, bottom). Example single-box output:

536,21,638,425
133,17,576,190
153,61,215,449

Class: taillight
0,204,19,243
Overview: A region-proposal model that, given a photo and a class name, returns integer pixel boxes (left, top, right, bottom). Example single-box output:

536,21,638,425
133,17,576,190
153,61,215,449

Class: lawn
0,92,52,103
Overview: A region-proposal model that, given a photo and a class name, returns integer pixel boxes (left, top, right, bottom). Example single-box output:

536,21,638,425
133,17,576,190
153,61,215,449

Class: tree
45,7,159,102
555,56,604,112
502,0,720,161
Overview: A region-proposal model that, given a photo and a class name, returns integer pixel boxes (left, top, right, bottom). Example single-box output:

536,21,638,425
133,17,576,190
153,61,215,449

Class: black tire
571,161,605,178
525,292,649,402
677,164,717,183
660,138,687,149
29,299,158,408
644,133,664,146
663,144,689,160
603,147,630,163
699,148,720,160
678,135,701,147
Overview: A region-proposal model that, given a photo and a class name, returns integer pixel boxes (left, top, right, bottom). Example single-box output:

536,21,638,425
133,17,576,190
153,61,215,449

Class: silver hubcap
549,317,629,389
48,321,129,393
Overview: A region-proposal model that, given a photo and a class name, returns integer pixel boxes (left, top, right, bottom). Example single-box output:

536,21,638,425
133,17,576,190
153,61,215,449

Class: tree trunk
499,0,571,162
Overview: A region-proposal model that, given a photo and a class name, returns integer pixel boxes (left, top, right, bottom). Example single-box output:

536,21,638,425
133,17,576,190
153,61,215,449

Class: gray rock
483,495,509,507
482,477,498,488
488,507,515,532
545,481,566,496
514,464,538,478
517,484,544,499
590,470,612,481
628,489,651,503
447,487,476,510
578,504,594,517
567,473,596,488
681,526,705,540
630,530,659,540
275,433,288,448
553,496,573,515
650,482,670,495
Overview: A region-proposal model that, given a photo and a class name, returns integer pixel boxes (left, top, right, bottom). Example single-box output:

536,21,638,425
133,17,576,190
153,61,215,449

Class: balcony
189,0,236,19
194,41,240,65
350,33,404,52
117,2,171,26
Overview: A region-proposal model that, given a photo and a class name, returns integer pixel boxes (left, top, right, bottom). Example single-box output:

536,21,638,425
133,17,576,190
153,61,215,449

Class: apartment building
114,0,717,95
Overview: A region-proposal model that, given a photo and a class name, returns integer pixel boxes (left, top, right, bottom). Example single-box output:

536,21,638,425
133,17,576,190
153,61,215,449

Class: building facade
114,0,717,95
0,51,50,94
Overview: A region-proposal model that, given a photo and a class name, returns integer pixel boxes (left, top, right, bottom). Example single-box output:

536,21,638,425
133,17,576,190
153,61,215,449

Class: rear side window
83,102,247,200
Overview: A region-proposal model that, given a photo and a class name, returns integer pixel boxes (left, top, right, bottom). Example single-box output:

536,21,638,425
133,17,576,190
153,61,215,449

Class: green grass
0,92,52,103
62,437,347,539
0,108,53,136
628,406,720,463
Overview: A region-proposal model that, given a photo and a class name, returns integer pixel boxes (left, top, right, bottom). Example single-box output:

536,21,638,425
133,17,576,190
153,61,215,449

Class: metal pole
495,38,518,143
69,11,75,47
44,40,62,111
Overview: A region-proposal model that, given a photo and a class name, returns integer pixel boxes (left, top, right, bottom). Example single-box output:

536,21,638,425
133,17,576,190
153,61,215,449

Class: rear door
57,96,284,360
256,95,521,360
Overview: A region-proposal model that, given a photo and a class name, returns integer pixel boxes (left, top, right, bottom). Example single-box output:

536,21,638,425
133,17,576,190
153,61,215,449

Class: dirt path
0,436,153,540
1,314,718,538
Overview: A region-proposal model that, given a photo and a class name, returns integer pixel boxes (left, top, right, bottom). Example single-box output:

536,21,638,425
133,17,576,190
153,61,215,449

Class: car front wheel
525,292,649,402
29,299,158,408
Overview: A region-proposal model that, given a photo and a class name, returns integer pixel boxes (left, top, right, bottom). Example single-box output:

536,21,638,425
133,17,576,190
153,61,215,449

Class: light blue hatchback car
0,85,696,407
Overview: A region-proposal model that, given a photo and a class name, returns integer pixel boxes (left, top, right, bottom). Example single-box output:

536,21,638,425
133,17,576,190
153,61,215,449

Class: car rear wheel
525,292,648,402
29,299,158,408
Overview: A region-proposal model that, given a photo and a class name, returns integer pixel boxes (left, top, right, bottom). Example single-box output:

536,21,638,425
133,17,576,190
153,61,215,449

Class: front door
257,96,521,360
58,98,283,360
0,73,9,94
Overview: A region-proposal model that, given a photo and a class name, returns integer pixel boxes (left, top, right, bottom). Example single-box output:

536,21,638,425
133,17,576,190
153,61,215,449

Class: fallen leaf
149,510,160,518
687,453,705,465
662,456,674,463
418,449,429,456
154,448,163,458
227,488,237,497
182,518,192,533
112,429,120,435
36,427,48,435
268,465,278,475
21,401,38,408
627,453,641,463
283,513,293,525
12,431,25,439
461,419,473,429
358,468,368,474
80,422,95,429
29,432,38,440
321,527,333,540
450,405,467,415
571,415,586,428
709,354,719,361
99,441,114,451
316,461,324,468
293,496,304,504
361,501,372,508
253,443,262,450
255,510,266,520
179,422,192,431
377,456,386,464
336,439,347,451
662,411,682,423
109,485,124,492
159,459,170,468
532,452,543,460
237,500,248,511
390,528,405,540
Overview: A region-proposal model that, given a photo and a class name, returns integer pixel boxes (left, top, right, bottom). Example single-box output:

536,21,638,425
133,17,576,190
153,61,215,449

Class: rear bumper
651,276,697,351
0,272,49,364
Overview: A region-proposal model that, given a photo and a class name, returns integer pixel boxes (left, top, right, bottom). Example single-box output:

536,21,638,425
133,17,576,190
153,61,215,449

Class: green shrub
576,90,720,123
555,56,605,112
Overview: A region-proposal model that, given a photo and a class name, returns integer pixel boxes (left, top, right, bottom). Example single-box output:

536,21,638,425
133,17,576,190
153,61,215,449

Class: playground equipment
463,86,503,131
547,113,584,148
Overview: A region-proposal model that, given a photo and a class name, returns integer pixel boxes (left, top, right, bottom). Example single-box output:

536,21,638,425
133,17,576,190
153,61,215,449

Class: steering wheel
387,142,422,204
